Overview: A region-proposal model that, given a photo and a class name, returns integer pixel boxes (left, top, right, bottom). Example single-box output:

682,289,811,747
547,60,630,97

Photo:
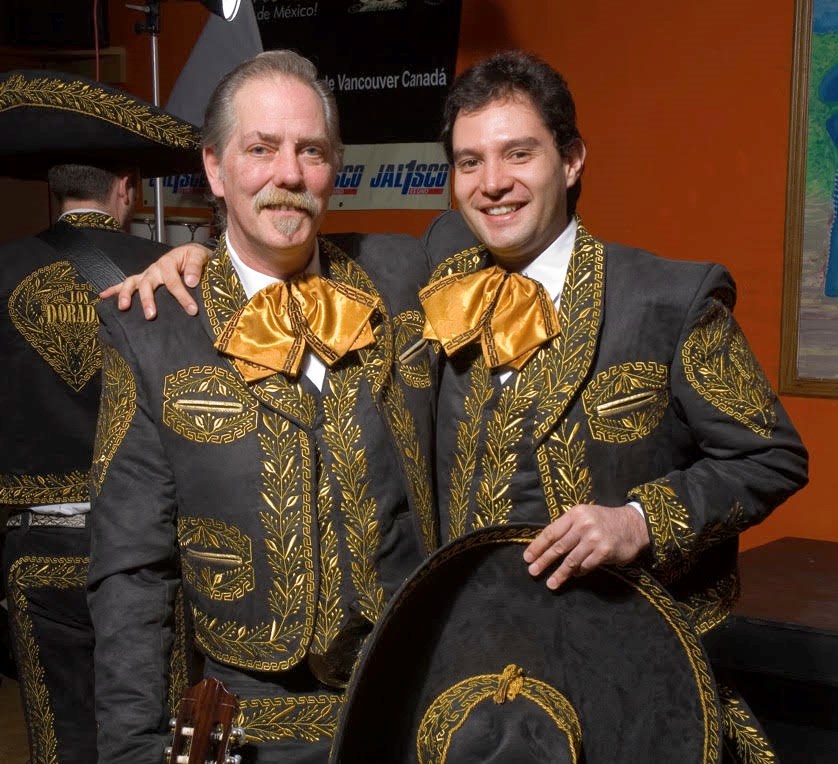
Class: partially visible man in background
0,69,200,763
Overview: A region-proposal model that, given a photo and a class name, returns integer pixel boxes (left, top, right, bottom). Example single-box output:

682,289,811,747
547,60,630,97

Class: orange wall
108,0,836,548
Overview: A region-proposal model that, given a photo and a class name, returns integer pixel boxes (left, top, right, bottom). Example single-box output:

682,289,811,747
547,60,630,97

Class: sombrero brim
0,70,201,180
332,524,723,763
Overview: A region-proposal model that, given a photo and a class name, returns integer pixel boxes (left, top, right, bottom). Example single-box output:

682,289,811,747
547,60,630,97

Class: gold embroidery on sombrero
0,73,199,149
416,664,582,764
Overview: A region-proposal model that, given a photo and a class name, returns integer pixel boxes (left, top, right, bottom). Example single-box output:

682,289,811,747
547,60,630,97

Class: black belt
7,511,88,529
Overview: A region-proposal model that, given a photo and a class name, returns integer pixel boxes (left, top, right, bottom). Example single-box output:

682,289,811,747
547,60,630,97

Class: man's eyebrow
452,135,542,161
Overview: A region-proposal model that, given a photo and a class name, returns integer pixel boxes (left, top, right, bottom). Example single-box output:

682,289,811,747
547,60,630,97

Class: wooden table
703,537,838,762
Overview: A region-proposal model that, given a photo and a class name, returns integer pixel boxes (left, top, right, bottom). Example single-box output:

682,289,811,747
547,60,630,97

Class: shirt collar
227,236,322,300
519,217,577,303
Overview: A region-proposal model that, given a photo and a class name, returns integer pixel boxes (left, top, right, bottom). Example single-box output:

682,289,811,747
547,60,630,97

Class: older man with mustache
87,50,435,764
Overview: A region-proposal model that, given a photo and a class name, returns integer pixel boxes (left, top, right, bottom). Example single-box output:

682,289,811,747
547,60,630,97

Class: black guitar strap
37,220,127,292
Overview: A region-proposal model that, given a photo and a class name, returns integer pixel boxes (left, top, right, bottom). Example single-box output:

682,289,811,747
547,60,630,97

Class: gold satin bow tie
420,265,559,370
215,274,378,382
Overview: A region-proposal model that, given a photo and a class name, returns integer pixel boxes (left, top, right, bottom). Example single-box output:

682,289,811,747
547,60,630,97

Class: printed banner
253,0,462,144
329,142,449,210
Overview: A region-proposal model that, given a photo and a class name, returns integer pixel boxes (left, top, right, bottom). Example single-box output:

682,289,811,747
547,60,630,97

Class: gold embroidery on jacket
236,694,343,743
322,366,384,623
311,452,343,655
630,480,695,569
417,664,582,764
393,310,431,388
382,380,436,553
0,73,199,149
0,471,88,505
582,362,668,444
718,683,777,762
678,569,739,636
473,369,540,529
178,517,255,601
162,365,257,444
10,261,100,391
532,224,604,442
322,239,436,553
681,301,776,438
7,556,88,764
60,211,121,231
429,244,486,282
91,346,136,494
191,415,315,671
447,359,493,540
536,421,593,520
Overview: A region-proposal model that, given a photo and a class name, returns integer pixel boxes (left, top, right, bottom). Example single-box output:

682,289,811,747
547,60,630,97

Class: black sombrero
0,69,201,180
331,525,723,763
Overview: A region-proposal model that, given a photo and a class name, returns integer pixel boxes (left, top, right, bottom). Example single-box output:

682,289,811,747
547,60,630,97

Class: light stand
126,0,240,244
126,1,166,242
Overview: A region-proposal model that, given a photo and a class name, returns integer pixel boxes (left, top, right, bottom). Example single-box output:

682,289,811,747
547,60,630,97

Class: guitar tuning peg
162,745,173,761
224,756,242,764
229,726,246,745
168,717,177,732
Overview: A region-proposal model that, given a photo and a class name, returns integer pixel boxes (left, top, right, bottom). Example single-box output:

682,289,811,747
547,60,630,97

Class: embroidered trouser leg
2,524,95,764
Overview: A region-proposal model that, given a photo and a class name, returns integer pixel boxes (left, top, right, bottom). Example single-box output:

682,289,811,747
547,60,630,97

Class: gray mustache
253,188,319,216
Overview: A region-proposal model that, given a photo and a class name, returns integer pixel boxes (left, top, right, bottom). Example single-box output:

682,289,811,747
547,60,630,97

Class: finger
116,276,142,311
546,546,596,591
523,518,571,565
183,245,211,287
167,278,199,316
526,530,581,577
138,279,158,319
99,283,121,299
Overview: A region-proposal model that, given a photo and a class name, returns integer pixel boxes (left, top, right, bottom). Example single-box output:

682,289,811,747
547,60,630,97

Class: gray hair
202,50,344,167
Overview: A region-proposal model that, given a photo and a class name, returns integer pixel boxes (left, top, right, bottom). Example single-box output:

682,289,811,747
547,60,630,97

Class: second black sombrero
331,525,723,763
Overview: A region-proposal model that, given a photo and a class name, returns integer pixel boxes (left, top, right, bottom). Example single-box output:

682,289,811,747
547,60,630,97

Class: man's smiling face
451,93,585,271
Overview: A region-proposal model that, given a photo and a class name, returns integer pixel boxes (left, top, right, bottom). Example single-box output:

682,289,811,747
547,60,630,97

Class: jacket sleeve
87,307,180,764
629,263,808,573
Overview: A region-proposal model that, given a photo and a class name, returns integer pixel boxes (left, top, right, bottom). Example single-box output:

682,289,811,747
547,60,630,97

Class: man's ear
563,139,587,189
204,146,225,199
112,172,137,228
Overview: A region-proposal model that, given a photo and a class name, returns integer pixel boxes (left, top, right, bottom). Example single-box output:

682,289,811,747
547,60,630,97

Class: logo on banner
333,164,365,195
369,159,448,195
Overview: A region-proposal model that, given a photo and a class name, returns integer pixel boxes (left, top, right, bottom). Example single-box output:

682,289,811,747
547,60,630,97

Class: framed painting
781,0,838,395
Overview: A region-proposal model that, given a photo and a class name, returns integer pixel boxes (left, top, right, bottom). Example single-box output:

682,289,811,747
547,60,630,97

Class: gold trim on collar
61,211,122,232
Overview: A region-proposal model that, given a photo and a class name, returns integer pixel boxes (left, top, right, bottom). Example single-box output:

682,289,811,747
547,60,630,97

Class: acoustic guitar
164,677,246,764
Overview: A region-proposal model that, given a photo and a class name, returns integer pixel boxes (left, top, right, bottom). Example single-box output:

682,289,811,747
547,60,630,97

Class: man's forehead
452,92,548,139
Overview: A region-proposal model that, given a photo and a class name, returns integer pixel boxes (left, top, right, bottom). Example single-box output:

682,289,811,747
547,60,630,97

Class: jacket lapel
529,220,606,447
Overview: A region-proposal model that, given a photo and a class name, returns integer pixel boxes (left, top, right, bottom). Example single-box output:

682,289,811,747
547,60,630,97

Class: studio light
200,0,241,20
